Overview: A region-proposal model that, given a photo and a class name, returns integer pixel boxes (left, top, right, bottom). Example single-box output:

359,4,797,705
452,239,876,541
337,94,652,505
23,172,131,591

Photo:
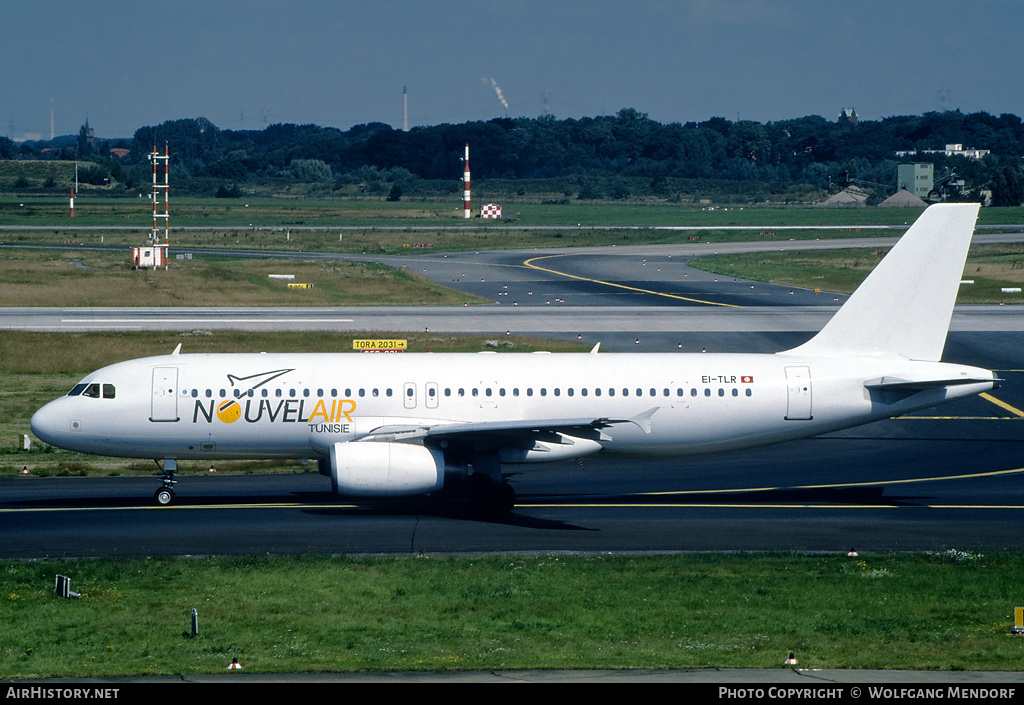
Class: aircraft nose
30,399,69,446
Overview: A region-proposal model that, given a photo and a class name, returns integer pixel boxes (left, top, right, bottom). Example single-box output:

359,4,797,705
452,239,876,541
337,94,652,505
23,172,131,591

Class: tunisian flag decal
740,376,754,384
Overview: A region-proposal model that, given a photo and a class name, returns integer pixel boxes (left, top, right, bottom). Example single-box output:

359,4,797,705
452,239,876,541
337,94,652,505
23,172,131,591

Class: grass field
4,193,1024,230
3,551,1024,677
689,243,1024,305
0,248,488,307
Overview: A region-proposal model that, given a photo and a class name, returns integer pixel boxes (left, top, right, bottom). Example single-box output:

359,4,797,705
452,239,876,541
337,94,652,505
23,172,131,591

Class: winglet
781,203,980,361
628,407,658,434
171,343,182,356
590,342,601,354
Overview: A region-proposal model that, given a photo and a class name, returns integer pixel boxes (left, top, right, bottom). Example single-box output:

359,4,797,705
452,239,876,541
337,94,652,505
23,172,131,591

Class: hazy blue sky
4,0,1023,139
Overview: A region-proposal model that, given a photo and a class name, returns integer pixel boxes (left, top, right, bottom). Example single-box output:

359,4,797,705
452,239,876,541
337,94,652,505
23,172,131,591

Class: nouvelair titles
193,397,357,432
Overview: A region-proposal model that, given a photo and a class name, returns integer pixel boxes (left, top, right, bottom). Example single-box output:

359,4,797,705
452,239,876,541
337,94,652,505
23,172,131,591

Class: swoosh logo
226,368,294,393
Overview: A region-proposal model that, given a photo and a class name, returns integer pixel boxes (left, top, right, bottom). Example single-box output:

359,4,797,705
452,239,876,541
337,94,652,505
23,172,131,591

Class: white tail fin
782,203,980,361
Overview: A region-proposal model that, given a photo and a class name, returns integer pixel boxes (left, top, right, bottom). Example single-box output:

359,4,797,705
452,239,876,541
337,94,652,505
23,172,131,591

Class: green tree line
5,108,1024,204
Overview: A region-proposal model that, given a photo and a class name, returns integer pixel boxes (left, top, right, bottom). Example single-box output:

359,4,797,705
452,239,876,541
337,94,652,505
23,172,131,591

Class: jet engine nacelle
326,441,445,497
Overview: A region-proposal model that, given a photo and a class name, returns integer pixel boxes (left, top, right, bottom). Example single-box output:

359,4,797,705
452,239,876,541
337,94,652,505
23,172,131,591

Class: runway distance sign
353,339,407,352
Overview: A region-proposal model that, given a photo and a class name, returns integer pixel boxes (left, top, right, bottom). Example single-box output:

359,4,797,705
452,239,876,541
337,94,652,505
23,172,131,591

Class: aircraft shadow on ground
522,485,924,507
2,485,927,520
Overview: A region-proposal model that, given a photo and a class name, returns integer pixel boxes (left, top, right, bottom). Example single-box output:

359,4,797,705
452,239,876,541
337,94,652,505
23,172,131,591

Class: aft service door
784,366,812,420
151,367,179,422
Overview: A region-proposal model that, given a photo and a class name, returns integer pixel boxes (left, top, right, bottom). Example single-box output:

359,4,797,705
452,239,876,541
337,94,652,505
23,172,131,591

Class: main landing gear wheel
154,487,175,506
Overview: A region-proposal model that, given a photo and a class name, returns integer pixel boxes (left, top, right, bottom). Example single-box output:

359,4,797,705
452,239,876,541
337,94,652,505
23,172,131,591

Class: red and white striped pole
163,144,169,247
463,143,471,219
152,145,158,235
69,188,74,218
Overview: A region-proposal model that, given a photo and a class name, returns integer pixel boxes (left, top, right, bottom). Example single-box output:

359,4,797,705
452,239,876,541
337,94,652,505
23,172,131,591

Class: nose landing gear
154,458,178,506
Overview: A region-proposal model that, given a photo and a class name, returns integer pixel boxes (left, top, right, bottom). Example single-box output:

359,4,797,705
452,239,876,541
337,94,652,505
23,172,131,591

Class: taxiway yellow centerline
980,392,1024,418
903,392,1024,420
639,466,1024,497
523,253,742,308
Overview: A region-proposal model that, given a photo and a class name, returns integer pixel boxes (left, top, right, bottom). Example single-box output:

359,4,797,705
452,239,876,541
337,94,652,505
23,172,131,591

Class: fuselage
30,349,995,462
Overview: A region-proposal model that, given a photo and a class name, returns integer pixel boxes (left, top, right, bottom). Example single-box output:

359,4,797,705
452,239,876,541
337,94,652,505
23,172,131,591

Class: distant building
895,144,991,160
81,118,95,150
838,107,859,125
897,163,934,200
131,245,167,269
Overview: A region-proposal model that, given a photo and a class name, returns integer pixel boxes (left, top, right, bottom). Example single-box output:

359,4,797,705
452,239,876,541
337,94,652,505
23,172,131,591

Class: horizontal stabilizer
864,376,998,392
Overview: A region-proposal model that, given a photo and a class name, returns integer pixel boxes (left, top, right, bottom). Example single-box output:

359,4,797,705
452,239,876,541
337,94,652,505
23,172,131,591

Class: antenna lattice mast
149,144,170,269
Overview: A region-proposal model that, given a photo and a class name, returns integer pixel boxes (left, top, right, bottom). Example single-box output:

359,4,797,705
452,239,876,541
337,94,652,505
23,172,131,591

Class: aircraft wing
427,416,640,439
359,408,658,444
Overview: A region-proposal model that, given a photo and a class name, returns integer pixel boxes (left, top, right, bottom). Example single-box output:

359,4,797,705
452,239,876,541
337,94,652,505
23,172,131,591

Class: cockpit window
68,382,116,398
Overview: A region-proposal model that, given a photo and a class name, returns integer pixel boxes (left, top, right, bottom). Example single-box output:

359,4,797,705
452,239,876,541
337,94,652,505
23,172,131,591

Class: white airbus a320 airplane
31,204,996,509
